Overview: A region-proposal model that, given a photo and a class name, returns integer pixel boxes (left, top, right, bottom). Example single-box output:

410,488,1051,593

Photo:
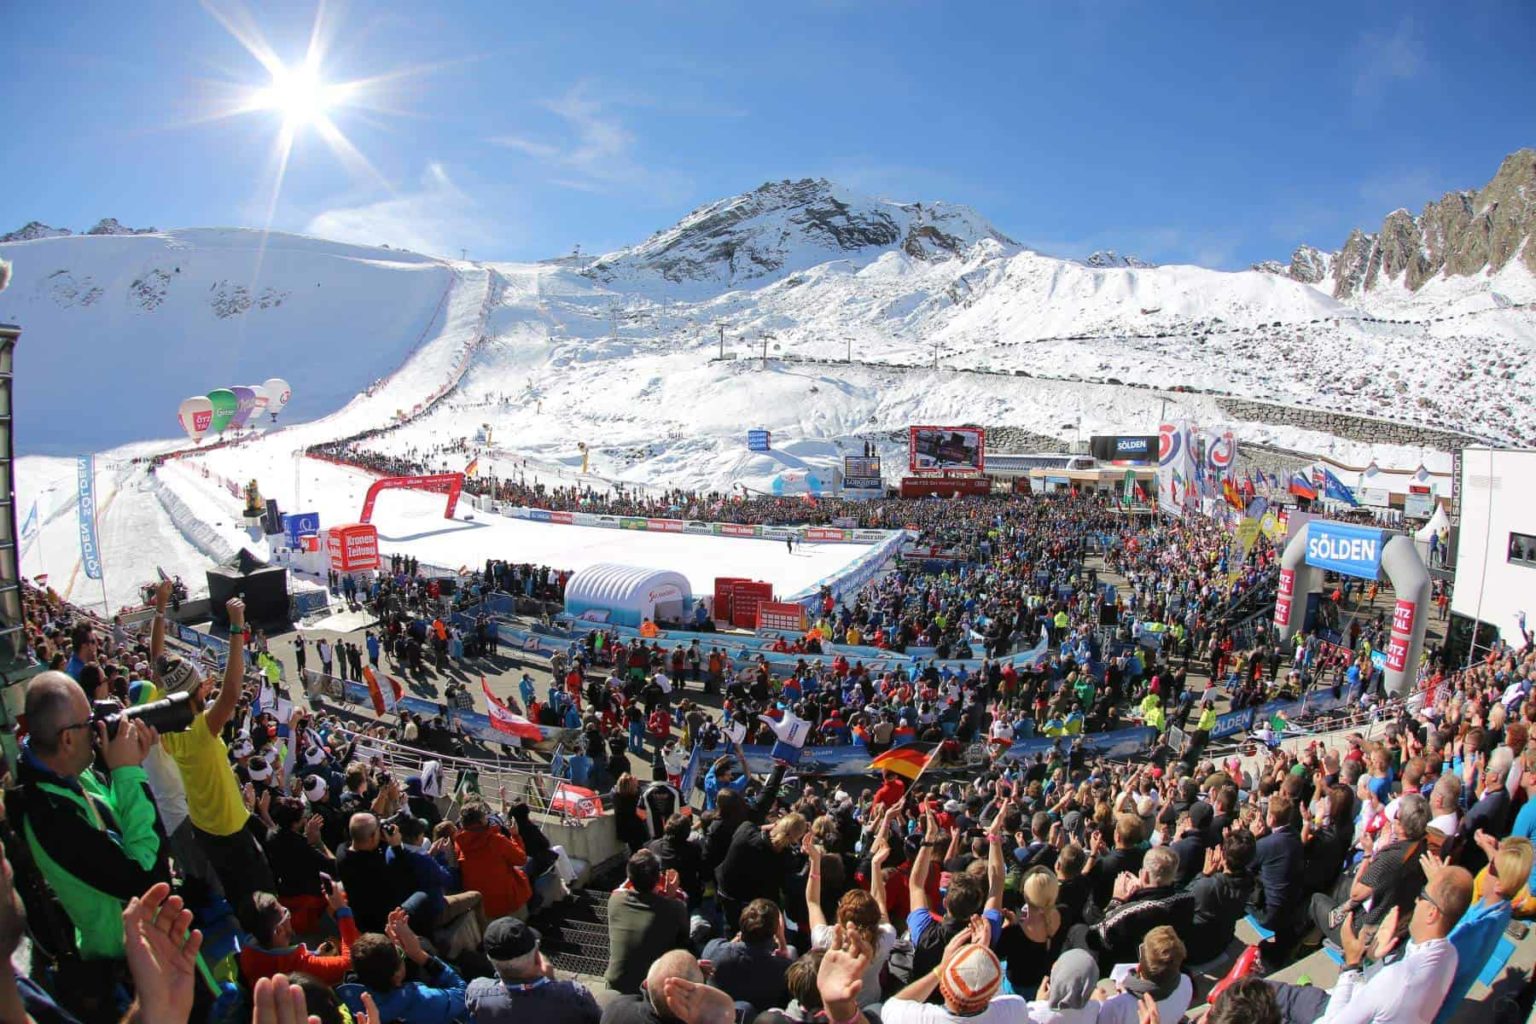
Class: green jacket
15,745,170,960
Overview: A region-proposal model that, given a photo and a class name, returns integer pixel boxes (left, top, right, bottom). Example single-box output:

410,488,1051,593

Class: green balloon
206,388,238,435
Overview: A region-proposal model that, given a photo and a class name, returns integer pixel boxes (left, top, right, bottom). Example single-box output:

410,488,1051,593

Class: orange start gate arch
358,473,465,524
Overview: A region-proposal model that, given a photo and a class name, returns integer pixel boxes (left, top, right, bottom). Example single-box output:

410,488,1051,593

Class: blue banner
1303,521,1385,579
747,430,771,452
282,511,320,548
679,743,705,797
1211,707,1256,740
76,455,103,580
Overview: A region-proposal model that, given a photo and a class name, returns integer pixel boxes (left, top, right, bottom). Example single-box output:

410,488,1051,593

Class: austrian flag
483,676,542,741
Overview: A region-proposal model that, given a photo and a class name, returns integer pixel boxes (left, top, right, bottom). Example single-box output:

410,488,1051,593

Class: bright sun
253,64,333,128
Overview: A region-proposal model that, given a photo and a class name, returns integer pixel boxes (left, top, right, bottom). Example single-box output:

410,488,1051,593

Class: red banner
1391,599,1416,635
549,511,573,525
1386,599,1417,672
1386,635,1411,673
804,528,847,542
720,524,757,537
647,518,684,532
1277,569,1294,598
1274,595,1292,628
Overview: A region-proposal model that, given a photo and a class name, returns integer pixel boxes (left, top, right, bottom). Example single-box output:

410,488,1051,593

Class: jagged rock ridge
1085,250,1155,269
2,218,156,243
1258,148,1536,296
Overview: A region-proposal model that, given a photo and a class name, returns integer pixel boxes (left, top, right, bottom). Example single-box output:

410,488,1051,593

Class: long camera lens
92,692,195,740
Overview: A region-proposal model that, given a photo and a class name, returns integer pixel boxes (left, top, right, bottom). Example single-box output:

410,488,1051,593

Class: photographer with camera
9,669,171,1013
150,587,275,910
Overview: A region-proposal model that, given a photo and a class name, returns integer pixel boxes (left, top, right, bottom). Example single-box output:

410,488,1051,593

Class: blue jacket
1435,897,1511,1024
354,958,467,1024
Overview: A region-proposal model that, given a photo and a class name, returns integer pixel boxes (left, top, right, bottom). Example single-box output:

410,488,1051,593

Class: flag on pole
465,457,480,478
1320,467,1361,507
483,676,542,740
1122,469,1135,507
363,667,403,716
869,742,937,782
1288,472,1318,500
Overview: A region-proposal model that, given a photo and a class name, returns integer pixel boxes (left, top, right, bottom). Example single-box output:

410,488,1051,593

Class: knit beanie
939,944,1001,1014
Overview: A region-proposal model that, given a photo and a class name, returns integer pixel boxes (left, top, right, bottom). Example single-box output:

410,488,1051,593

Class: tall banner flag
76,456,103,580
1234,517,1261,558
1121,469,1136,507
1157,421,1196,518
483,676,542,740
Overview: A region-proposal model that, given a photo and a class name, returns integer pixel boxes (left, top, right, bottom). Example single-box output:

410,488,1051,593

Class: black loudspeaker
263,498,283,536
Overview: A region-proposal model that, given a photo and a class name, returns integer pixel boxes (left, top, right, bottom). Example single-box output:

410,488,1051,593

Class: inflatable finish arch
1273,521,1429,697
358,473,465,524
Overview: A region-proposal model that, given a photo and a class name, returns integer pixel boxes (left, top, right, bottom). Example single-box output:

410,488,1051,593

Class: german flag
869,742,936,782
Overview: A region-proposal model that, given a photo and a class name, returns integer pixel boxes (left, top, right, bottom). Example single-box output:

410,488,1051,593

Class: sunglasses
1417,890,1443,914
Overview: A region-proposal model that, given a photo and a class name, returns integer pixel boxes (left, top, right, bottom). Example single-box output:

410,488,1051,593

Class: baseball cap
1187,803,1213,830
484,916,540,960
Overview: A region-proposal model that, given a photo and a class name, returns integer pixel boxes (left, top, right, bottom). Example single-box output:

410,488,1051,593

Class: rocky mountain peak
86,218,155,236
1271,148,1536,297
584,178,1015,287
1,222,72,243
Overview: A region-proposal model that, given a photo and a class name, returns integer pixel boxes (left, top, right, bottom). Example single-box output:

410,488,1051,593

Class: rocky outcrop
1,222,72,243
583,178,1014,287
1272,149,1536,296
86,218,155,236
1085,250,1154,269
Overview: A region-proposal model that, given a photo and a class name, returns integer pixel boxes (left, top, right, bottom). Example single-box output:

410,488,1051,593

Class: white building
1450,447,1536,656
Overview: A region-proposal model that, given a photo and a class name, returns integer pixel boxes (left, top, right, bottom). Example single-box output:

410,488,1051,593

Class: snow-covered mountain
9,165,1536,611
1259,148,1536,299
582,178,1016,288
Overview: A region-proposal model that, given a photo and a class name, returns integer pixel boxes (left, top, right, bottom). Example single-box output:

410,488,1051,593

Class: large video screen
909,426,986,473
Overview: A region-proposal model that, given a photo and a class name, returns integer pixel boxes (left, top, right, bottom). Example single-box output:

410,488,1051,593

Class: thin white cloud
1353,18,1427,105
489,81,690,203
306,163,497,258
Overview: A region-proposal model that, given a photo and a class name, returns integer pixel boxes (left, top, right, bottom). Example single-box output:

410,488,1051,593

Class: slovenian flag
1288,473,1318,500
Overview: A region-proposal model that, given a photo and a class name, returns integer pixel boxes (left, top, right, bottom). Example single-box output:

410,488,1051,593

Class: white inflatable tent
563,563,693,628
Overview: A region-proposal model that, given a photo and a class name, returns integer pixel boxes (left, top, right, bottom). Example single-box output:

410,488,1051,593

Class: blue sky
6,1,1534,269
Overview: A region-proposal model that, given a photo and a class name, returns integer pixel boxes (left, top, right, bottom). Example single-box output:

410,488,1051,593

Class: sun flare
253,63,334,128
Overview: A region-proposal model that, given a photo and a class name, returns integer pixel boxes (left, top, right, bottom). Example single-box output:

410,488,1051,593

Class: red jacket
239,909,359,987
455,826,531,919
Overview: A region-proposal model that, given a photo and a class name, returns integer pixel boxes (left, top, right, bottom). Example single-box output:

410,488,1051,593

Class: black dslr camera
92,692,195,740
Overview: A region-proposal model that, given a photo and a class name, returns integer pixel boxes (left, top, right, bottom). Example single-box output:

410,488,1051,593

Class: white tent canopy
563,562,693,628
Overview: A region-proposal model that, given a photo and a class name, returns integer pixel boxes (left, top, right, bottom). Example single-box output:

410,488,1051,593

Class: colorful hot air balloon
248,384,270,420
206,389,238,436
263,377,291,422
228,385,258,430
178,395,215,444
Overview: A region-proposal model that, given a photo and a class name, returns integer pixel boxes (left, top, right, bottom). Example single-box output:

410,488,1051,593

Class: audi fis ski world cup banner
747,430,771,452
76,455,103,580
1303,521,1385,579
909,426,985,473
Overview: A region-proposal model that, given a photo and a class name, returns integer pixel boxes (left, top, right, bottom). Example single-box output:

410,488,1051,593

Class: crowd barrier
786,530,907,611
495,504,896,546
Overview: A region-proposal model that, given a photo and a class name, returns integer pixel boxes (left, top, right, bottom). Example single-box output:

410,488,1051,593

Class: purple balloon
228,386,258,429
